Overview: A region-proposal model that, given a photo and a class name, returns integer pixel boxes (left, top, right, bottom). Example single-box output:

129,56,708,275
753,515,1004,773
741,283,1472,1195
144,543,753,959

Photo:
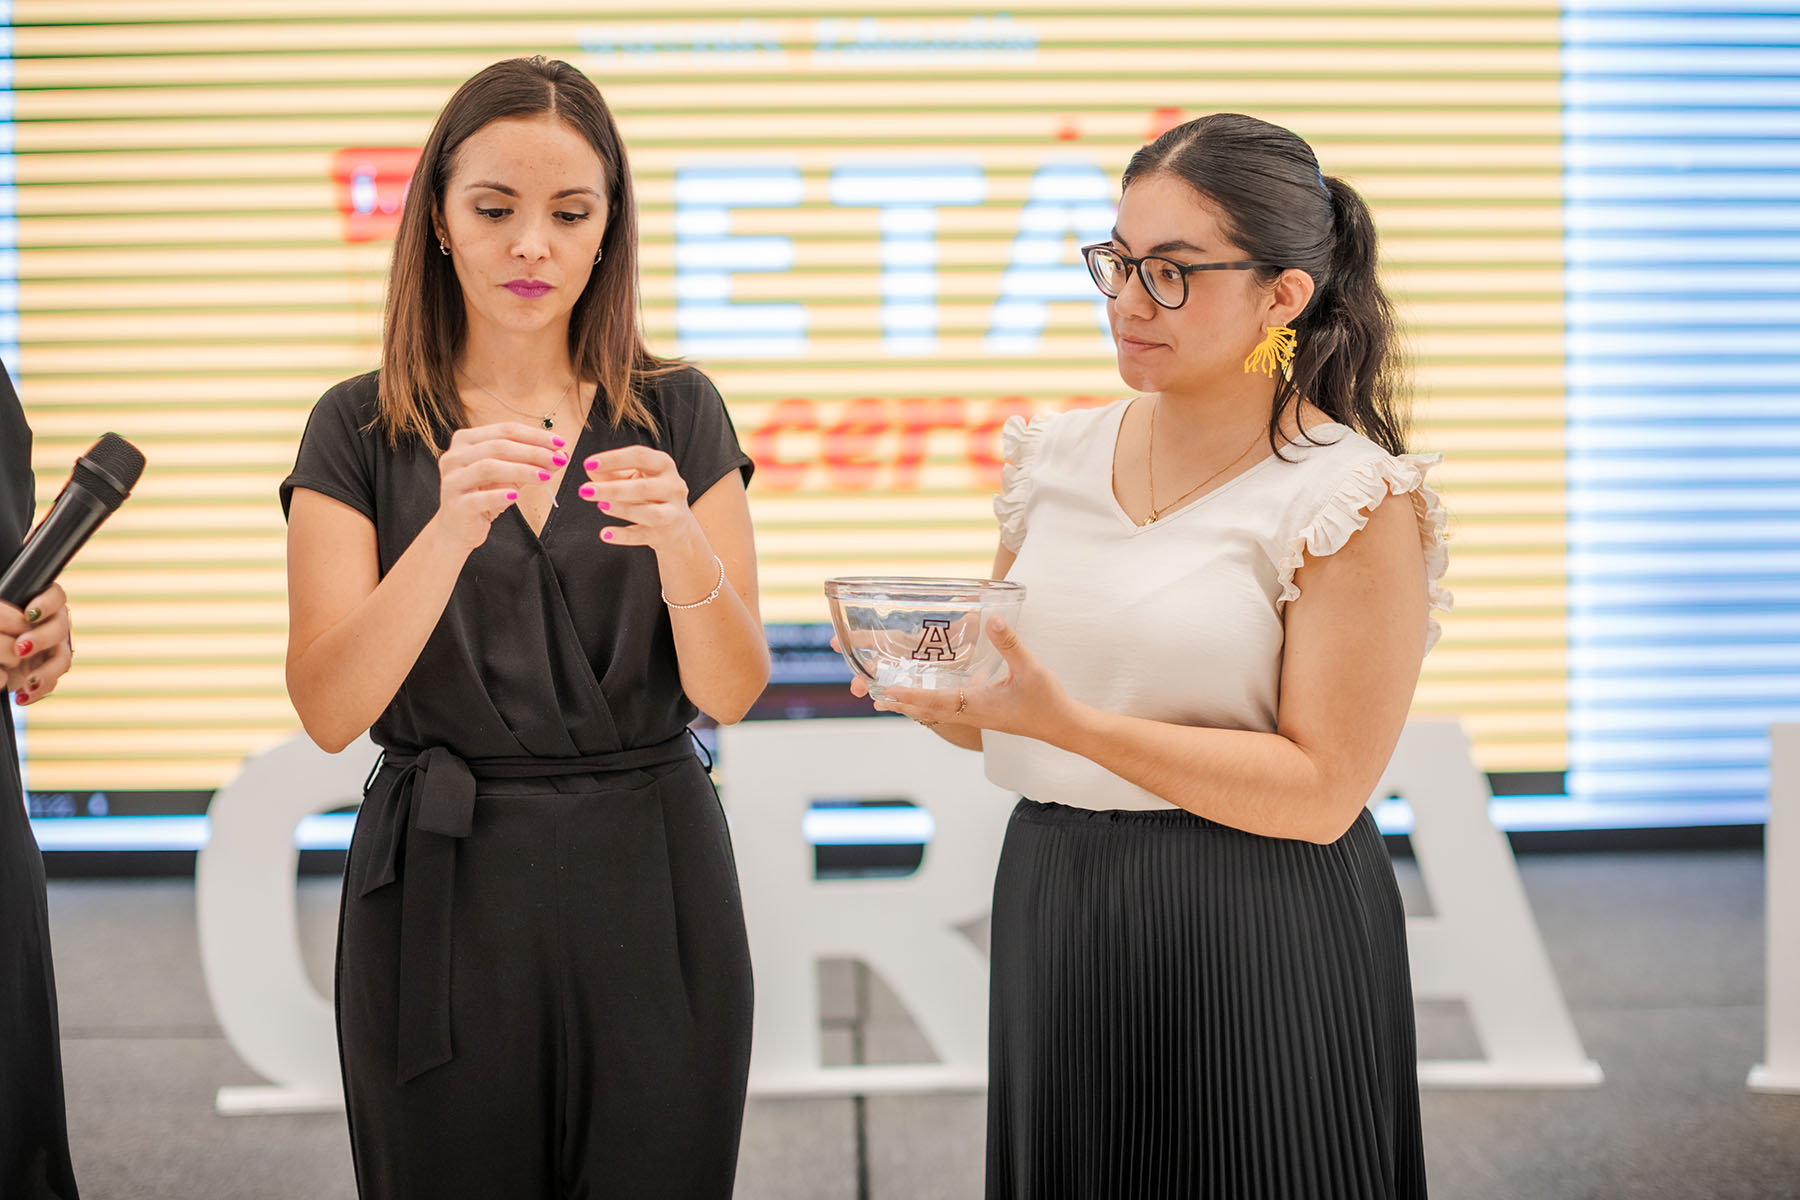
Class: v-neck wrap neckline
279,366,754,764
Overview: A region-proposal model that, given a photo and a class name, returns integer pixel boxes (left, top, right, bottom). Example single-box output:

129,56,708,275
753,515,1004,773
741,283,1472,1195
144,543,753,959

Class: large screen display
10,2,1796,832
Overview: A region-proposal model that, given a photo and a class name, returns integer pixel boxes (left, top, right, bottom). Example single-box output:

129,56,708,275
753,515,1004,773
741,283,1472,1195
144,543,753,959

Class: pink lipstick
505,280,552,298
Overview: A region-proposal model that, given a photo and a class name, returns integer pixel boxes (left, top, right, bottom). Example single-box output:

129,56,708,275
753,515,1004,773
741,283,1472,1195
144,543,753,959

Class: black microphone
0,433,146,609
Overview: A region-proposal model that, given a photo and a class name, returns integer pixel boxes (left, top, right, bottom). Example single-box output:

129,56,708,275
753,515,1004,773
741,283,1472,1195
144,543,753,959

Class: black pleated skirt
986,799,1426,1200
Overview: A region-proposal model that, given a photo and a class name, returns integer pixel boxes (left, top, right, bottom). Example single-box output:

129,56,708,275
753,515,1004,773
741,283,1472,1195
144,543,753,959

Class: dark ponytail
1122,114,1410,456
1298,176,1406,456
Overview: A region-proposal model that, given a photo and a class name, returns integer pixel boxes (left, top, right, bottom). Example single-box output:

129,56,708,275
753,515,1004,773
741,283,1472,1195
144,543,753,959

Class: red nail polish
14,692,26,705
14,639,30,657
552,436,566,448
505,490,518,500
601,529,614,541
598,500,610,511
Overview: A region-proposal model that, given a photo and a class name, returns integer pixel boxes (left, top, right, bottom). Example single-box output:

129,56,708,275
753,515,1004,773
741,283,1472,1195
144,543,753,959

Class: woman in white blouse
865,114,1448,1197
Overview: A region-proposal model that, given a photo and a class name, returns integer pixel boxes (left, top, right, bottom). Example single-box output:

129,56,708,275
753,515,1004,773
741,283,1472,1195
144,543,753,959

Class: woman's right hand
432,422,567,551
0,583,73,706
830,631,983,750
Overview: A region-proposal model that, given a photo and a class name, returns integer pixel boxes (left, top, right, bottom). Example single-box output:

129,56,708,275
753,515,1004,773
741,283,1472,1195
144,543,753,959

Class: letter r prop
720,718,1015,1094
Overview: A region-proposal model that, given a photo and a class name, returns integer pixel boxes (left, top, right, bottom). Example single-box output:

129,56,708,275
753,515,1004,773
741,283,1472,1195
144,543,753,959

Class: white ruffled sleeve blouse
983,397,1451,812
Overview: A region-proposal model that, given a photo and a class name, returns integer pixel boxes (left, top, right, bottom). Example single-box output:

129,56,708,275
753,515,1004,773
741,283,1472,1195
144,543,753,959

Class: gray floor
43,849,1800,1199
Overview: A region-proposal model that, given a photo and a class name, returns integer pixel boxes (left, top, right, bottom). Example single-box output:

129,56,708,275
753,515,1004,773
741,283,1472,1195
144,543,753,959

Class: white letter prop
196,731,371,1114
1750,723,1800,1092
196,718,1601,1104
719,717,1016,1095
1390,720,1603,1087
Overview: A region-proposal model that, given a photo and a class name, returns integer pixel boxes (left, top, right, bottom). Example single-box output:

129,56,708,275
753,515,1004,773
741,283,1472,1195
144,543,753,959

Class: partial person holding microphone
855,115,1449,1197
0,362,81,1200
282,58,764,1199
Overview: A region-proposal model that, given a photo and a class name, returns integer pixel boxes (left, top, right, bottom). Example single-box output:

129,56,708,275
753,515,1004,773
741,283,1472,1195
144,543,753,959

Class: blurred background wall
7,0,1797,847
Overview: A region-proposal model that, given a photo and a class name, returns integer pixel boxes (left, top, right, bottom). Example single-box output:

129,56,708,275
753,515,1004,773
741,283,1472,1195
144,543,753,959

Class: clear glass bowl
824,576,1026,702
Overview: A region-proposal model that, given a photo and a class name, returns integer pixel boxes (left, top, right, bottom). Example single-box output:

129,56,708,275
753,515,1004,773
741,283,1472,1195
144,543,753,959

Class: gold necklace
1143,398,1265,526
457,366,575,430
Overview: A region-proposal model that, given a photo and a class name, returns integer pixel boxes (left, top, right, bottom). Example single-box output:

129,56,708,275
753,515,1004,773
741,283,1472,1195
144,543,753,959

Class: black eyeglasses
1080,243,1276,310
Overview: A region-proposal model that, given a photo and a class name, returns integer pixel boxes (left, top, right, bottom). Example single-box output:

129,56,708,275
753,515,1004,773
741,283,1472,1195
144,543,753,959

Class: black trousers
338,755,753,1199
0,794,80,1200
987,800,1427,1200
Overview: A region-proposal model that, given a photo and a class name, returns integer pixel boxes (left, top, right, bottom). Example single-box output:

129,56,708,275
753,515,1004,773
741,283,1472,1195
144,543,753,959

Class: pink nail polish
578,483,596,500
552,454,568,467
551,436,566,448
584,457,598,472
598,501,611,511
601,529,614,541
537,470,552,482
505,490,518,501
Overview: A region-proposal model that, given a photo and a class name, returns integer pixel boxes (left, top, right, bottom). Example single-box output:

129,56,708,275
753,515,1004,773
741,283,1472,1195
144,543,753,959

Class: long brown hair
378,56,674,446
1121,113,1409,457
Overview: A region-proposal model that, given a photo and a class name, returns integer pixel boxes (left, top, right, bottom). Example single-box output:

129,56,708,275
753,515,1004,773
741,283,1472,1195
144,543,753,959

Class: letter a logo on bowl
912,619,957,662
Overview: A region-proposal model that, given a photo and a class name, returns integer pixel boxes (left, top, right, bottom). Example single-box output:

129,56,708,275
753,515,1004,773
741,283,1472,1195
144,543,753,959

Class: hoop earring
594,247,604,265
438,239,450,257
1244,325,1297,381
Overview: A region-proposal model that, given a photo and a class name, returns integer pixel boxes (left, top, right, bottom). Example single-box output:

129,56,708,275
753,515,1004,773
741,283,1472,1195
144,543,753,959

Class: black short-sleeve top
279,366,753,759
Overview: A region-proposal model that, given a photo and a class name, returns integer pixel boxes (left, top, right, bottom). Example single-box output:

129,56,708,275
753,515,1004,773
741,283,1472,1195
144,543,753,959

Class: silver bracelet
663,554,726,610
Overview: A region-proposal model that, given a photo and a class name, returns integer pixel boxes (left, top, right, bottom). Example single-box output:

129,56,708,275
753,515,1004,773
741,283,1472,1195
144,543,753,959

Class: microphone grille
72,432,147,507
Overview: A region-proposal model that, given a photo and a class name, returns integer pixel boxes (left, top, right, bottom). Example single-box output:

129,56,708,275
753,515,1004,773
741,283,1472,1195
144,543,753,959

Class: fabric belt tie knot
350,734,697,1083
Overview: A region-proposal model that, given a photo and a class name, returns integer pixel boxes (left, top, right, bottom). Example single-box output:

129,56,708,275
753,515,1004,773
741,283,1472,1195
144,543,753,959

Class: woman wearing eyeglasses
867,114,1446,1196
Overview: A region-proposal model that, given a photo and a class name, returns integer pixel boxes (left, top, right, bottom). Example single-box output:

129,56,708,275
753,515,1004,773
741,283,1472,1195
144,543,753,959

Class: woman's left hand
0,583,73,706
873,617,1082,741
578,446,699,551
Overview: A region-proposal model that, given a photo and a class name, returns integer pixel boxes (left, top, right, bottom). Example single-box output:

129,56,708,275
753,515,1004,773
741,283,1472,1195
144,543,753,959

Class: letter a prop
1390,721,1602,1087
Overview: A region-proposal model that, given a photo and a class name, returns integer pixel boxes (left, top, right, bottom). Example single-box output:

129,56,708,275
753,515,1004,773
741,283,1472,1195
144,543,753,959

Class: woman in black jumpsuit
282,59,765,1199
0,364,81,1199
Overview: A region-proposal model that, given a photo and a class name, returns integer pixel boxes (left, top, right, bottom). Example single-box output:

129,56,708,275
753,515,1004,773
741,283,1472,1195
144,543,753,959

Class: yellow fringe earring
1244,325,1297,381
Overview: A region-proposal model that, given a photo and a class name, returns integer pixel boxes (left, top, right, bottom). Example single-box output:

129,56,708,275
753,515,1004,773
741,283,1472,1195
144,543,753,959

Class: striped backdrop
13,1,1566,791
